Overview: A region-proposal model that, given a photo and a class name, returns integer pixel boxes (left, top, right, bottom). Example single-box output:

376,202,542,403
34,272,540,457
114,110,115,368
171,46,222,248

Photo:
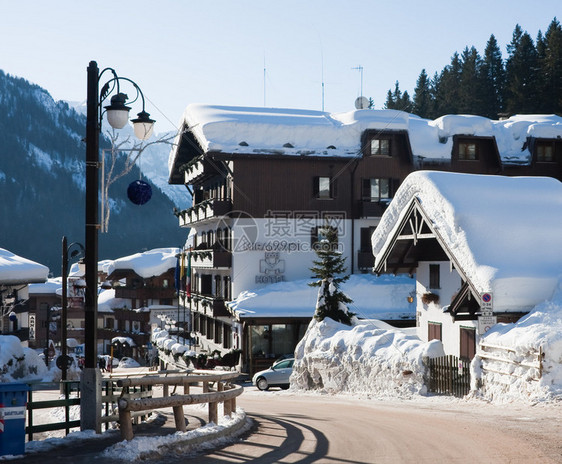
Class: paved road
184,391,562,463
14,387,562,463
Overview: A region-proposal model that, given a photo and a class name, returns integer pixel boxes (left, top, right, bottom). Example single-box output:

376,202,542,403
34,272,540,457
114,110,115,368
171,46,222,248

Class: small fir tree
309,225,355,325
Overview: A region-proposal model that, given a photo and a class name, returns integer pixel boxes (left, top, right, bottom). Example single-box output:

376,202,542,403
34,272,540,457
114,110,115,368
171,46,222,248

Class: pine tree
459,46,485,115
434,52,462,115
309,225,354,325
505,27,539,114
481,35,505,118
539,18,562,113
412,69,433,118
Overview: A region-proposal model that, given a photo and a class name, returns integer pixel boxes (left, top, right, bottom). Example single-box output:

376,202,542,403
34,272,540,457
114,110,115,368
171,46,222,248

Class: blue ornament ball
127,180,152,205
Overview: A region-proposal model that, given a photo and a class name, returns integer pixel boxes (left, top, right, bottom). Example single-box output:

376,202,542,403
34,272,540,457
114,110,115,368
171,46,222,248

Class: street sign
478,315,497,335
480,292,493,315
29,314,36,341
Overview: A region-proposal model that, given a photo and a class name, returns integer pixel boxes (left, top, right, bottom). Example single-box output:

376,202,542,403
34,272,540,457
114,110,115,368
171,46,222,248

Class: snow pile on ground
291,318,444,398
0,335,48,382
100,408,249,461
472,283,562,403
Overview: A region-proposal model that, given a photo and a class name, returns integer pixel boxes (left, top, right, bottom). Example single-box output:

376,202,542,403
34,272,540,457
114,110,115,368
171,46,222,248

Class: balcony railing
191,294,230,318
178,198,233,227
191,249,232,269
359,199,391,218
182,157,220,184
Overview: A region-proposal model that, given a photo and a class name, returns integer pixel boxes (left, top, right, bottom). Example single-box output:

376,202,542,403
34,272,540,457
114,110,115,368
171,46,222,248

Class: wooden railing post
173,405,187,432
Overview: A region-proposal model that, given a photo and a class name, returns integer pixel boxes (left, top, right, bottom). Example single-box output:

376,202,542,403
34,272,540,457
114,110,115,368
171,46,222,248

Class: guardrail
116,370,243,441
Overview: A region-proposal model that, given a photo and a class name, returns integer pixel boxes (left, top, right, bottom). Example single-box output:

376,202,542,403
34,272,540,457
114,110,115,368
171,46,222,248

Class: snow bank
0,335,48,382
291,318,444,398
473,282,562,403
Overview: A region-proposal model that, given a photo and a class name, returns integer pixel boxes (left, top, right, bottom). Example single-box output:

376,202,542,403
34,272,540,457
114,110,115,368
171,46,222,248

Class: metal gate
427,355,471,397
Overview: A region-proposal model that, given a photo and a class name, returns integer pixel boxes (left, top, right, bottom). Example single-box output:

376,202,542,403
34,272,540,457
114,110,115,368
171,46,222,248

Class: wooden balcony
183,157,220,184
359,200,389,218
191,249,232,269
191,294,230,318
178,199,233,227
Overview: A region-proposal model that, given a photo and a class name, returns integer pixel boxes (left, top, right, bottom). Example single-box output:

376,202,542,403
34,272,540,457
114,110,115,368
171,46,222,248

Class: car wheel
256,377,269,391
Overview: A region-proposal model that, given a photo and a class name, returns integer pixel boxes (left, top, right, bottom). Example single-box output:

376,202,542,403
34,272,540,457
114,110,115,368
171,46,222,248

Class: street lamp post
82,60,155,432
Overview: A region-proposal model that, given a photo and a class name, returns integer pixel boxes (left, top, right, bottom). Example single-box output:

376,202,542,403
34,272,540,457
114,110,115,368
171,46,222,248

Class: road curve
174,390,562,464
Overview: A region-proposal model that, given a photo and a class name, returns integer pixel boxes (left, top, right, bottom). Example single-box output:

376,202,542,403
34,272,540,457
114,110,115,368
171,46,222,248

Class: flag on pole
185,252,191,297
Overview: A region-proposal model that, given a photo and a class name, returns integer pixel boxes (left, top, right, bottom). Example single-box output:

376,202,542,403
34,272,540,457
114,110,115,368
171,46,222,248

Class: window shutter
313,176,319,197
331,178,338,198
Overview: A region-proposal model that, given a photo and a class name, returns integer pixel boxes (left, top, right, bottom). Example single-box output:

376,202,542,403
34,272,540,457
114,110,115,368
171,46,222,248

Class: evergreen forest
383,18,562,119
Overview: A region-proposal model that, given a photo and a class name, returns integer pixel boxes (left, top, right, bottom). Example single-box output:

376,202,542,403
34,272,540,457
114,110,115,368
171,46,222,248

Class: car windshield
274,359,293,369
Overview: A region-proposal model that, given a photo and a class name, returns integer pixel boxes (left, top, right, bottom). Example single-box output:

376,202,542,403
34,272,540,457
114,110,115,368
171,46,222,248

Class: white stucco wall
416,261,476,357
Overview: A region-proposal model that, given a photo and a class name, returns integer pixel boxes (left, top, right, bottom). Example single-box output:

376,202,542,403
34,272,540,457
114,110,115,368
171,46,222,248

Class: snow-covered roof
98,289,128,313
103,248,180,279
372,171,562,312
28,277,61,295
228,274,415,320
0,248,49,285
169,104,562,170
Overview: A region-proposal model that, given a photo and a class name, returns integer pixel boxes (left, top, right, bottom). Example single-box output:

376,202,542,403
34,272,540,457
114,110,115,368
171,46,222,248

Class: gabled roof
372,171,562,313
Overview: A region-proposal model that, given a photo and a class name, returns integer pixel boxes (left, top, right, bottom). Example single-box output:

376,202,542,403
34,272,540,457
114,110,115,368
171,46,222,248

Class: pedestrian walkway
13,409,207,464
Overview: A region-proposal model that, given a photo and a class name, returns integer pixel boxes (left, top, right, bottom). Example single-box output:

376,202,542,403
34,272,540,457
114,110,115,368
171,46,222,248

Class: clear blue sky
1,1,559,132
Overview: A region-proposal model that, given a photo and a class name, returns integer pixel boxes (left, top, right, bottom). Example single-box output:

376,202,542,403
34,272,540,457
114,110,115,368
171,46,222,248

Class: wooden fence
117,370,243,441
427,355,471,397
478,343,543,382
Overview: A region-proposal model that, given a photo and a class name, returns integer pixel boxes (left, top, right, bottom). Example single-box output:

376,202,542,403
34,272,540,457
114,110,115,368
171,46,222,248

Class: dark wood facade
170,115,562,373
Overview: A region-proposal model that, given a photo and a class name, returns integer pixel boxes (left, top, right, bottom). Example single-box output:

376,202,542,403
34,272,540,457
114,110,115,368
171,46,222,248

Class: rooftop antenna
352,65,364,98
321,50,325,112
352,65,368,109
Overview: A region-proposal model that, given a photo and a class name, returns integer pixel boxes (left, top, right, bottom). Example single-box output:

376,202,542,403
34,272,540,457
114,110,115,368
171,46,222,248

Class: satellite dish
355,96,369,110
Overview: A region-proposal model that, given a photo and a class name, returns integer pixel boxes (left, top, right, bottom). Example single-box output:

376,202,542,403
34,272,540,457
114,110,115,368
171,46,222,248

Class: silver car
252,358,294,390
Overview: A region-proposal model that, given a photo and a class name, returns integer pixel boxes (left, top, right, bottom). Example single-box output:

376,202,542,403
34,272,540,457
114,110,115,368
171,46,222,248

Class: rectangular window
311,226,338,251
362,178,390,201
223,324,232,349
458,142,478,160
428,322,442,341
460,327,476,360
314,176,336,199
370,138,390,156
536,142,554,162
429,264,440,289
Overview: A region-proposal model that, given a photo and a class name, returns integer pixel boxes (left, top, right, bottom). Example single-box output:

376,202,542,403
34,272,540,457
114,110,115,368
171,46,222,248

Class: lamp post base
80,367,102,433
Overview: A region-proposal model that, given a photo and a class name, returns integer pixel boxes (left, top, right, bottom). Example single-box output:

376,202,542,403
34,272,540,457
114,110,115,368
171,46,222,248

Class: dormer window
370,138,390,156
458,142,478,160
536,141,554,162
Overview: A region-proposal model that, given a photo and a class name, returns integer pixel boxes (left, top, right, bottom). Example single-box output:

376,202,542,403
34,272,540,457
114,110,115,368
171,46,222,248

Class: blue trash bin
0,383,29,456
